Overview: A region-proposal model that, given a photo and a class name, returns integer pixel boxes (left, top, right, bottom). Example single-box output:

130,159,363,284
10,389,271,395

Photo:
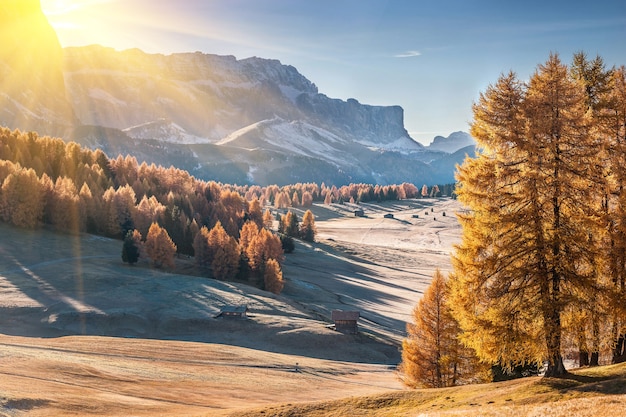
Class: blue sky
43,0,626,145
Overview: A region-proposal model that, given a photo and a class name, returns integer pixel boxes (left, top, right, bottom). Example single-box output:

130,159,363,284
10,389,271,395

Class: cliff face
63,46,416,149
0,0,74,133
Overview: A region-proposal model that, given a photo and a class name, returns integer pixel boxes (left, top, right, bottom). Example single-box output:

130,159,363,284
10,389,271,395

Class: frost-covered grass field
2,197,620,416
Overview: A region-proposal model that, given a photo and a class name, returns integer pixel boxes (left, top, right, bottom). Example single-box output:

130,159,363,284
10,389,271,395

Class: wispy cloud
394,50,421,58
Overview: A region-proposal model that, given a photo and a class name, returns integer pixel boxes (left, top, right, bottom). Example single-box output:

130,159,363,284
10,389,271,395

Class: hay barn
331,310,360,334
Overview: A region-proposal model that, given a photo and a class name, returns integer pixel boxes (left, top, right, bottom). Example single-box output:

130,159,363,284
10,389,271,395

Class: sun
40,0,81,16
41,0,83,31
40,0,124,48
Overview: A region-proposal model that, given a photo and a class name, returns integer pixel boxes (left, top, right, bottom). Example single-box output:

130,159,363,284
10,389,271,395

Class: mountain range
0,1,474,186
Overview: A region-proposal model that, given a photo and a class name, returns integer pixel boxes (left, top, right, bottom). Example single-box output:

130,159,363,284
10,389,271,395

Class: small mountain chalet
331,310,360,334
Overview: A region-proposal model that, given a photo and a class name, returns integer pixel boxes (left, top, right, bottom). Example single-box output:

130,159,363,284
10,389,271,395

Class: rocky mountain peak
427,131,475,153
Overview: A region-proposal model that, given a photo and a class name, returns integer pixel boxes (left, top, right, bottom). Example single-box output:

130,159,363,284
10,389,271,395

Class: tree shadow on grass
539,373,626,395
2,398,52,412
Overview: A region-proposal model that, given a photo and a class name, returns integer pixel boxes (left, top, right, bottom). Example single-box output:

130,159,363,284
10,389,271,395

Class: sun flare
40,0,124,46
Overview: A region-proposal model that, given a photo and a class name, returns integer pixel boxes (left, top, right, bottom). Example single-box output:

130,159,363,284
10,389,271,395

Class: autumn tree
49,176,80,233
596,64,626,363
239,220,259,254
207,221,240,280
301,191,313,207
299,209,316,242
262,209,274,230
569,52,614,366
280,211,299,238
400,269,486,388
145,222,176,269
449,54,599,378
193,226,211,270
247,198,264,229
264,258,284,294
274,191,291,209
246,228,284,273
0,167,43,228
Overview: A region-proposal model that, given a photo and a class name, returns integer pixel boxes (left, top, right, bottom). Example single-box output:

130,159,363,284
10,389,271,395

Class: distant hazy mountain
0,1,470,186
427,131,476,153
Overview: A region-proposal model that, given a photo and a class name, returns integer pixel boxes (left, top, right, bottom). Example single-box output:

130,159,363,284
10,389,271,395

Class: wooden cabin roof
331,310,360,321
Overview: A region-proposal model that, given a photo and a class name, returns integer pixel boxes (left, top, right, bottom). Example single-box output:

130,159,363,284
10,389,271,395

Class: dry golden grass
0,334,402,416
232,363,626,417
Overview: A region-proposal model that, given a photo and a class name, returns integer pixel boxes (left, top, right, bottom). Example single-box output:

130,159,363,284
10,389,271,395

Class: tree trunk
590,318,600,366
579,350,589,367
544,351,568,378
544,291,568,378
613,334,626,364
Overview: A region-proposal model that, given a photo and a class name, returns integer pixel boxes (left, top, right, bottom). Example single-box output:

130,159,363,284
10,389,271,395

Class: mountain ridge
0,2,472,186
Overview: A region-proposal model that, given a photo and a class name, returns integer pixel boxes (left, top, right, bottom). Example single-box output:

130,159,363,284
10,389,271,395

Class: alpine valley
1,1,474,186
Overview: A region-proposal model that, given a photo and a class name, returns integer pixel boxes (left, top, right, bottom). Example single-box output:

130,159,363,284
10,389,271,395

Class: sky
41,0,626,145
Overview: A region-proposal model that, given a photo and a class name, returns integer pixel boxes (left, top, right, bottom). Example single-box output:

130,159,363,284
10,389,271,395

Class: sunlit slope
0,0,74,134
235,362,626,417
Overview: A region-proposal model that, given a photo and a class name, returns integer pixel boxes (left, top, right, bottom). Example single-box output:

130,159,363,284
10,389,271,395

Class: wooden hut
215,305,248,319
331,310,360,334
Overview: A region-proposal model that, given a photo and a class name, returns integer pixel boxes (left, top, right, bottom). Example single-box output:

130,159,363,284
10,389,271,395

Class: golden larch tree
0,167,43,228
262,209,274,230
212,236,240,281
246,228,284,272
264,258,284,294
596,65,626,362
193,226,211,270
400,269,486,388
449,54,600,377
145,222,177,269
299,209,317,242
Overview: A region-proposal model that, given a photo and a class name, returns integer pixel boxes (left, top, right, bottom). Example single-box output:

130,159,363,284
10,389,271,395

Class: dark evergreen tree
280,234,295,253
122,230,140,265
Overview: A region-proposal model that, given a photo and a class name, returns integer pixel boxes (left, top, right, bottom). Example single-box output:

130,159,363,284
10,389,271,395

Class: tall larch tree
49,176,80,233
246,228,284,273
449,54,600,378
299,209,317,242
239,220,259,254
280,211,299,238
212,236,240,281
193,226,212,271
145,222,177,269
247,198,264,229
262,209,274,230
598,65,626,362
208,221,240,280
568,52,613,366
0,168,43,228
264,258,284,294
400,269,486,388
